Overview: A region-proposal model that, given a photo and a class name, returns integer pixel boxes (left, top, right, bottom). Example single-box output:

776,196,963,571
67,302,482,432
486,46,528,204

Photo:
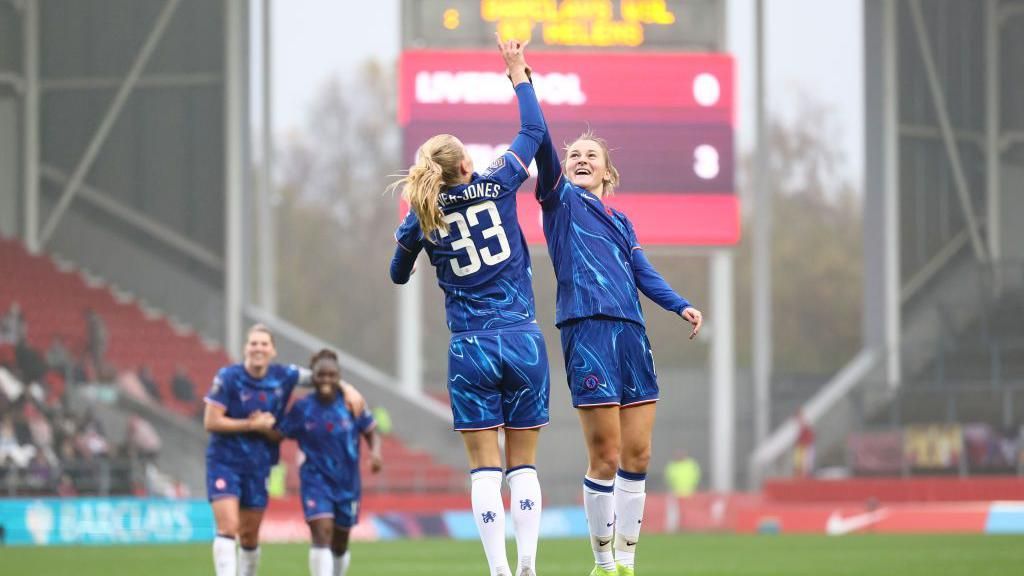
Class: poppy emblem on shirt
325,421,335,432
483,156,505,176
583,374,600,391
258,392,267,403
215,478,226,490
605,207,614,217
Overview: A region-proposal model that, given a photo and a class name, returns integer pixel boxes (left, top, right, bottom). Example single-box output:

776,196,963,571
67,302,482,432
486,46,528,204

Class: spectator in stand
172,365,197,403
137,365,162,402
124,414,161,462
46,336,73,377
74,408,110,460
0,301,26,345
793,409,815,477
85,308,109,376
25,448,55,492
0,414,36,468
15,340,47,387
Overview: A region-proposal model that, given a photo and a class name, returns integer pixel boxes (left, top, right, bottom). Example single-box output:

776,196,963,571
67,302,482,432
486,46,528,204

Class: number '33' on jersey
393,150,537,333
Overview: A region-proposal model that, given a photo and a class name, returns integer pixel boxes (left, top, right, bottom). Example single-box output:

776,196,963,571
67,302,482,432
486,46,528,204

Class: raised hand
495,32,531,85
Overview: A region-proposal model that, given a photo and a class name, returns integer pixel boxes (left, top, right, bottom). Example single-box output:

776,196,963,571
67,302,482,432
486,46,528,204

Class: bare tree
275,60,401,372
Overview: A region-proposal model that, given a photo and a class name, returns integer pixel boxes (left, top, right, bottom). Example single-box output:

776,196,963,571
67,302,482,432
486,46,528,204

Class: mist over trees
735,102,863,376
274,60,402,372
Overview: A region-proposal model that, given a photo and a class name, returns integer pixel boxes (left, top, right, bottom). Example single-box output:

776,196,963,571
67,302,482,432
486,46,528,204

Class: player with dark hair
203,324,365,576
388,37,549,576
275,348,382,576
532,72,705,576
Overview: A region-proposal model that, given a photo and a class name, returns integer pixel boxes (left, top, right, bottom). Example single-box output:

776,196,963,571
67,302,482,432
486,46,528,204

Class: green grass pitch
5,534,1023,575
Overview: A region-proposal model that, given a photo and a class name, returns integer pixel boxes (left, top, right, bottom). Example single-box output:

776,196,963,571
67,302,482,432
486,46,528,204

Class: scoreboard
399,50,737,245
402,0,725,52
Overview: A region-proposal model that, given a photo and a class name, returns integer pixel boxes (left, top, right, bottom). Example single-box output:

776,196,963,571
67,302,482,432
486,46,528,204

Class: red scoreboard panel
399,50,738,246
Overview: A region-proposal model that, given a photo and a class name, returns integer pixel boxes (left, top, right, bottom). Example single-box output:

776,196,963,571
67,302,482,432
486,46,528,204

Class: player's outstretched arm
631,248,703,339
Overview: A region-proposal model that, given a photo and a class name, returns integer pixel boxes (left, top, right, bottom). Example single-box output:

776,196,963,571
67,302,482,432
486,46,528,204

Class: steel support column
38,0,182,248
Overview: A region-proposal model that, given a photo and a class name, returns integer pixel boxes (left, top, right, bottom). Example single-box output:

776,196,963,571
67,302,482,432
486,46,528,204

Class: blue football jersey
278,394,376,498
534,130,691,328
204,363,300,473
392,83,545,333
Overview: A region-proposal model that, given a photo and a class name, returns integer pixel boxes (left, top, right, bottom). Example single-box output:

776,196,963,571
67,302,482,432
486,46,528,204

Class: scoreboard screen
402,0,725,52
399,50,738,246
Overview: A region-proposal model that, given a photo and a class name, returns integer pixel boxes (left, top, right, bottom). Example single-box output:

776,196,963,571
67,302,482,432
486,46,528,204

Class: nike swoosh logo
626,541,636,547
825,509,889,536
597,539,610,547
606,522,614,527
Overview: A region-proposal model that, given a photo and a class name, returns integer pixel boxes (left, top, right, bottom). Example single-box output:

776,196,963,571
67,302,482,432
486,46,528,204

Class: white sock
471,468,511,576
212,535,237,576
507,466,542,575
333,551,351,576
308,546,332,576
614,469,647,569
583,475,615,570
239,545,261,576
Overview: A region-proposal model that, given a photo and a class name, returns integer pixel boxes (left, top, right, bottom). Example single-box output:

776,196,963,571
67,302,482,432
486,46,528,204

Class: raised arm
534,122,563,209
497,36,545,176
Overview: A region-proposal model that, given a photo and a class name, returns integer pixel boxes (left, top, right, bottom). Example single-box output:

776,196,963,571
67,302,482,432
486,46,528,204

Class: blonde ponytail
387,134,466,241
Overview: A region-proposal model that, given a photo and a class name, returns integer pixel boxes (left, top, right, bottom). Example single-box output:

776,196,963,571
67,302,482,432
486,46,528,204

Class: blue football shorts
560,317,659,408
447,323,551,431
206,460,269,510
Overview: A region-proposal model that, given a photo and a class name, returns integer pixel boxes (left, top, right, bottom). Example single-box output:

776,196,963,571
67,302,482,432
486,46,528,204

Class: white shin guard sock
212,535,237,576
583,475,616,570
333,550,351,576
471,468,511,576
507,465,542,574
308,546,332,576
239,545,261,576
614,469,647,568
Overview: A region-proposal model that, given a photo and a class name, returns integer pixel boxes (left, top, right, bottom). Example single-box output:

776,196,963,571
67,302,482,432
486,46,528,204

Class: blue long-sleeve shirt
533,122,692,328
390,82,546,333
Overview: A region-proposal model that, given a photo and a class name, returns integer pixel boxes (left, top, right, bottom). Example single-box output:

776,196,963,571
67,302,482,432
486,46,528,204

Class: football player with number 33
388,36,549,576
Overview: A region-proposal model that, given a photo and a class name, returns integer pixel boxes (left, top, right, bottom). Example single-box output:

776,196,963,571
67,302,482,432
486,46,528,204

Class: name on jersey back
439,182,501,207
